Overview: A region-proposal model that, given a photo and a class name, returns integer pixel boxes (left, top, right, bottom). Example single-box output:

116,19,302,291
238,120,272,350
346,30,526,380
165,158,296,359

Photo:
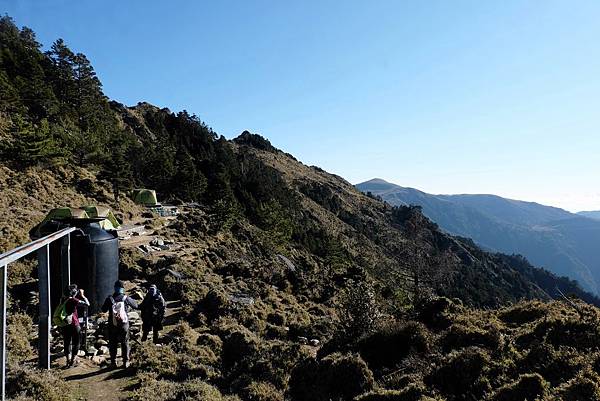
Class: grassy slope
0,164,140,253
4,139,600,401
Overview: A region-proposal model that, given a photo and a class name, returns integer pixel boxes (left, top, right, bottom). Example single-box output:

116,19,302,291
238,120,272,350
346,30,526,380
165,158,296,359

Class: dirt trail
56,298,183,400
61,359,134,401
54,216,184,400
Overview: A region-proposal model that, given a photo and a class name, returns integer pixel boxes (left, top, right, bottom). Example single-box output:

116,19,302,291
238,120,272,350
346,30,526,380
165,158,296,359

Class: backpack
110,296,129,326
52,300,73,327
152,295,165,319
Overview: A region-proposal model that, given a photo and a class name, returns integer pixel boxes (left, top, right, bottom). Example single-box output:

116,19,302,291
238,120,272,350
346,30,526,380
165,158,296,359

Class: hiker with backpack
140,284,166,344
54,284,90,368
101,280,138,368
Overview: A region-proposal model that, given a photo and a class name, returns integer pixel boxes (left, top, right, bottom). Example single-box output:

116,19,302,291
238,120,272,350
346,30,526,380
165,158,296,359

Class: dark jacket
101,293,138,328
140,291,166,322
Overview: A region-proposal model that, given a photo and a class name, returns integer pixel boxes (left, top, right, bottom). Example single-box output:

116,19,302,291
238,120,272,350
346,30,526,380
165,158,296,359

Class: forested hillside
4,16,600,401
358,178,600,296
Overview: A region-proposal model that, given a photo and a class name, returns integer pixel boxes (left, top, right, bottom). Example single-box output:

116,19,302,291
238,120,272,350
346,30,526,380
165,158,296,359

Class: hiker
140,284,166,344
54,284,90,367
101,280,138,368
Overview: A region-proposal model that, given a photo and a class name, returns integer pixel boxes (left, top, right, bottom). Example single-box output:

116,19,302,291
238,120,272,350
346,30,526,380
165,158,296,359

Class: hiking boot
110,360,118,369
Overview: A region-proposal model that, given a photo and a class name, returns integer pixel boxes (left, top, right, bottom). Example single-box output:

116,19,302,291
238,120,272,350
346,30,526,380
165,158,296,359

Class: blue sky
4,1,600,211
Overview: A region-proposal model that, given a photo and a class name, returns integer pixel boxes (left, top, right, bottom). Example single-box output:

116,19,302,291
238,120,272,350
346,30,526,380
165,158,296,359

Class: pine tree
46,39,77,115
72,52,104,131
174,146,207,201
99,145,133,202
9,116,65,165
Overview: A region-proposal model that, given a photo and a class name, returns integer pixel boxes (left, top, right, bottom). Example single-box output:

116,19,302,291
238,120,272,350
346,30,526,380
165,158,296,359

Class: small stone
298,336,308,345
92,355,105,365
78,350,86,357
96,339,108,347
151,238,165,246
309,339,320,347
87,346,98,356
128,311,140,321
98,346,109,355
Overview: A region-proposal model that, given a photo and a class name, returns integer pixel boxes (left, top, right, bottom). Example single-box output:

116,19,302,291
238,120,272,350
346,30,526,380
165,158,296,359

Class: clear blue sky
4,1,600,211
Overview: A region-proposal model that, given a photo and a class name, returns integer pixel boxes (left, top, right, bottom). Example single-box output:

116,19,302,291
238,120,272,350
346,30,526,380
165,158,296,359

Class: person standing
54,284,90,367
101,280,138,368
140,284,166,344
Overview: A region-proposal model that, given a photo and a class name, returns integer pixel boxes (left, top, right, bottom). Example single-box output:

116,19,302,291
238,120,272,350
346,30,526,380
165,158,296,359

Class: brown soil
60,358,134,401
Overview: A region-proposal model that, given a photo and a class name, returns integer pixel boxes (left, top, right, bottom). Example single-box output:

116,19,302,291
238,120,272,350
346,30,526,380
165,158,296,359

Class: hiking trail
56,298,182,400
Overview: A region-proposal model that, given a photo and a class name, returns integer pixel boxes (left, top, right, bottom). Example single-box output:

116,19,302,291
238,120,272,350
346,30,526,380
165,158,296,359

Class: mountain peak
360,178,391,185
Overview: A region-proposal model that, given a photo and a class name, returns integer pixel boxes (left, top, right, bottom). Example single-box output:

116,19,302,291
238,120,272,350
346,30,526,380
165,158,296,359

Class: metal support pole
60,233,71,291
38,245,51,369
1,263,7,401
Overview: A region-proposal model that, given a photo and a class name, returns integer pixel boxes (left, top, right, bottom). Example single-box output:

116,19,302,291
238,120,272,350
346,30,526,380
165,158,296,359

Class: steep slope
358,179,600,295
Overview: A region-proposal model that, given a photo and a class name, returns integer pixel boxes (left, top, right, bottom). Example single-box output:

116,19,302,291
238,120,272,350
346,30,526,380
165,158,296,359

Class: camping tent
31,206,120,237
132,189,159,206
81,205,121,230
30,207,90,238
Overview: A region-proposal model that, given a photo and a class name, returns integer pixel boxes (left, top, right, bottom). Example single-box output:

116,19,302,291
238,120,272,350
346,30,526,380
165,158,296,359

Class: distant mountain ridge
357,178,600,295
578,210,600,220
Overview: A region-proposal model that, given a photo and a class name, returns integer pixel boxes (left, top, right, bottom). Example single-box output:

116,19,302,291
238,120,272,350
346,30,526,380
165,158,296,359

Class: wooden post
38,245,51,369
1,263,7,401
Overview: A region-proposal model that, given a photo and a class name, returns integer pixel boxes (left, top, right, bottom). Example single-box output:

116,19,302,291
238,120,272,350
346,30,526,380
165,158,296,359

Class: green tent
31,206,121,238
81,205,121,230
31,207,90,237
132,189,159,206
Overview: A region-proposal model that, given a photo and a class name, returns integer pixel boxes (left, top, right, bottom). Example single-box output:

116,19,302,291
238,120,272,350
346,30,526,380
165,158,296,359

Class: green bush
553,371,600,401
197,332,224,353
133,341,180,378
202,288,231,321
7,313,34,365
417,297,459,330
441,322,502,351
222,327,259,369
426,347,490,399
542,318,600,350
381,373,422,391
490,373,549,401
288,353,374,401
130,373,241,401
6,366,78,401
267,312,286,326
337,281,380,339
355,383,431,401
358,321,431,370
241,381,284,401
498,301,548,325
134,327,218,381
519,343,585,386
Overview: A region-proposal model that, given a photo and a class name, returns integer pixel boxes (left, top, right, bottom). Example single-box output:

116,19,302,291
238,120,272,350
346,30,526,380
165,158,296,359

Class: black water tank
31,219,119,313
70,221,119,313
